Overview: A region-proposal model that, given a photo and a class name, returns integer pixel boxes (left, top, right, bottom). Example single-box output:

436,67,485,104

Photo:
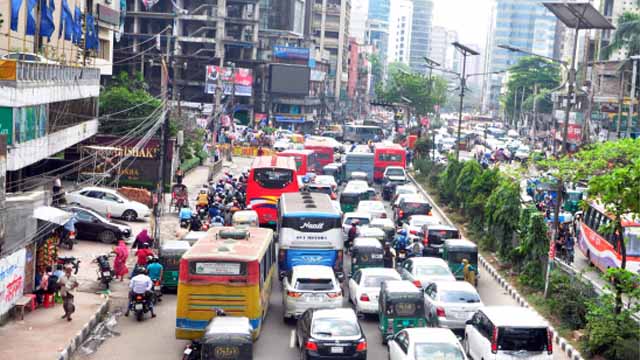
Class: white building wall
387,0,413,65
349,0,369,43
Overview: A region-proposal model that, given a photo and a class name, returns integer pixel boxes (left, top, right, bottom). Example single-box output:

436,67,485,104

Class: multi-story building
388,0,413,65
347,37,371,116
116,0,260,120
429,26,448,68
309,0,351,100
445,29,459,72
366,0,390,73
465,44,484,88
349,0,369,43
409,0,434,73
481,0,557,114
261,0,306,34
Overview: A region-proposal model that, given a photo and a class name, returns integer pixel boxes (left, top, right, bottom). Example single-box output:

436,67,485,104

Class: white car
1,52,59,64
392,185,418,205
273,139,291,152
66,187,150,221
383,166,407,183
514,145,531,162
389,328,467,360
424,281,484,333
348,267,401,314
282,265,343,321
403,215,440,239
356,200,387,219
313,175,338,191
464,306,553,360
398,257,456,288
342,212,372,235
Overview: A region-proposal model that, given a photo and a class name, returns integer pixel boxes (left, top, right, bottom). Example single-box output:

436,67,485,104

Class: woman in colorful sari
112,240,129,281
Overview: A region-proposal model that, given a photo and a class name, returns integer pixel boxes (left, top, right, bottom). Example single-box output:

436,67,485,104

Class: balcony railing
0,60,100,84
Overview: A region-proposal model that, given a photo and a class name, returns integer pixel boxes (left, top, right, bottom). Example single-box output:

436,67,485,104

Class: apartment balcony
8,119,99,171
0,60,100,107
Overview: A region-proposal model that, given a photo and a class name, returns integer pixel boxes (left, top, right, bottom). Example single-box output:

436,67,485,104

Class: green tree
467,168,500,232
484,178,521,258
437,158,463,207
603,11,640,58
456,161,482,214
99,71,163,134
521,88,554,114
512,211,548,290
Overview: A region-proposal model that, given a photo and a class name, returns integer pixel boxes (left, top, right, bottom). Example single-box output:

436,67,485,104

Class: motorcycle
94,254,114,290
153,279,163,302
59,229,76,250
180,218,191,229
129,292,152,321
197,205,208,221
57,256,80,274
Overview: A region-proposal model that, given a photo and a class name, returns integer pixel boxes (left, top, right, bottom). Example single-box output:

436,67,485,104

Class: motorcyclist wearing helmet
126,267,156,317
190,213,203,231
146,256,163,283
196,189,209,209
347,221,359,250
393,229,410,253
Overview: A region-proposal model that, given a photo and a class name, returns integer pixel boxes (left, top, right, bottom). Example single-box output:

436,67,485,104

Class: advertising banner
273,46,310,60
205,66,253,96
0,249,26,317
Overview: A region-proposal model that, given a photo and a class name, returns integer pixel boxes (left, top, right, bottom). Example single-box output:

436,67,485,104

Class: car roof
76,186,115,193
371,218,394,226
359,227,385,235
292,265,335,277
427,224,458,231
358,200,384,207
411,257,449,266
401,195,428,203
312,308,358,320
402,328,460,343
383,280,421,293
359,268,400,277
480,306,548,327
431,280,477,292
385,166,404,170
353,237,383,248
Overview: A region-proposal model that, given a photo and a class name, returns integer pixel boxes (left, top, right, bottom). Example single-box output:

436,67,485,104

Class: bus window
378,153,403,161
626,228,640,256
254,168,294,188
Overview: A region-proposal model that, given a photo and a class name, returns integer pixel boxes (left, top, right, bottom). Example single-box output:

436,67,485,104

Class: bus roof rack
217,229,249,240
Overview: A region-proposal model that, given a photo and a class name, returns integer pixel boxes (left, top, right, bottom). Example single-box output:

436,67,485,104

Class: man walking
58,265,79,321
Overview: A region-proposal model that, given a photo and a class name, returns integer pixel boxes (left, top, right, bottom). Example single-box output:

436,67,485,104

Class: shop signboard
0,249,26,317
0,107,12,145
272,46,310,60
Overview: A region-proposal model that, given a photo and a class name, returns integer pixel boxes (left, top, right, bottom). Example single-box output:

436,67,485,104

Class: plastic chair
42,293,55,308
25,294,37,311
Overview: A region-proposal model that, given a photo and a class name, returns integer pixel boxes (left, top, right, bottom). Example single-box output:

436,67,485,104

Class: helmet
146,255,154,263
399,229,407,236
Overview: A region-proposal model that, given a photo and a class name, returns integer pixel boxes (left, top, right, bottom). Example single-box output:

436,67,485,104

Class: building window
98,39,110,61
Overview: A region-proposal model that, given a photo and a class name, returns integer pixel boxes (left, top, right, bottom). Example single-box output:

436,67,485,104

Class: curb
408,173,583,360
57,299,110,360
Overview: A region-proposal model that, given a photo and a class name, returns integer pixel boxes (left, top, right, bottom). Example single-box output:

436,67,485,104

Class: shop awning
33,206,72,226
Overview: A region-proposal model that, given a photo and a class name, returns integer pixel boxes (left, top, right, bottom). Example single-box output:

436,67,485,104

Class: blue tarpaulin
11,0,23,31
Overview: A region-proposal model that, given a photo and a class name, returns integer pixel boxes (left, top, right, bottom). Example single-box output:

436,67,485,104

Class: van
464,306,553,360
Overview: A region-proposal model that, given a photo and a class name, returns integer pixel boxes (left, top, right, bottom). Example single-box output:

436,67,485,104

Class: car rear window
312,318,360,337
439,290,481,303
498,327,548,352
404,202,431,213
344,217,370,226
363,275,397,288
414,342,465,360
415,265,451,277
295,278,334,291
385,168,405,176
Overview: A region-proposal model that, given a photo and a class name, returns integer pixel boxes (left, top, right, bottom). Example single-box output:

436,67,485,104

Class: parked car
394,195,432,225
1,52,59,64
295,308,367,360
464,306,553,360
514,145,531,162
356,200,387,219
282,265,343,321
64,206,132,243
66,186,150,221
398,257,456,288
383,166,407,183
424,281,483,335
348,268,401,315
388,328,467,360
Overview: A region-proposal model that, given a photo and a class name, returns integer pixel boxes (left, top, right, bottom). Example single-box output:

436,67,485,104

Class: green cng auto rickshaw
183,316,253,360
351,237,384,274
378,280,427,343
159,240,191,290
442,239,478,285
563,190,583,213
340,190,364,213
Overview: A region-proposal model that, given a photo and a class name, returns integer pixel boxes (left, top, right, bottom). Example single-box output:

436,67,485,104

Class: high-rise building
482,0,557,114
261,0,307,34
410,0,434,73
445,30,459,72
388,0,413,65
465,44,484,88
367,0,390,67
310,0,352,99
429,26,448,67
350,0,369,43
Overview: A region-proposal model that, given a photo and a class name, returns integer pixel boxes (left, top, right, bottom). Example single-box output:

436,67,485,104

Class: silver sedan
423,281,483,335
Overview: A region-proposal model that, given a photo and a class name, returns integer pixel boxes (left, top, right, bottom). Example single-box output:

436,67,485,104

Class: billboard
273,46,310,60
269,64,310,96
205,66,253,96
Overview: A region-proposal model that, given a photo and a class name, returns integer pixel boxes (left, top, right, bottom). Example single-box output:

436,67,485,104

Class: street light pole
452,42,479,161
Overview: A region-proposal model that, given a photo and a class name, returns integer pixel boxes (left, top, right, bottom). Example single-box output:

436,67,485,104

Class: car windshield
345,217,370,226
386,168,405,176
414,342,465,360
497,327,548,352
440,290,481,303
295,278,334,291
415,264,451,277
363,275,398,288
312,318,360,337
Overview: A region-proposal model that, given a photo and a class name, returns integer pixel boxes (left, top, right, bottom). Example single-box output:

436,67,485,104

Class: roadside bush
546,270,593,330
513,213,547,290
438,158,463,207
484,179,521,259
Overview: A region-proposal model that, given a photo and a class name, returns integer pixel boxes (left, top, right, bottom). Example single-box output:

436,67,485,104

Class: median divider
408,173,584,360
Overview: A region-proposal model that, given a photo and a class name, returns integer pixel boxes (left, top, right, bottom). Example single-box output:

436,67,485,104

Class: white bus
277,192,344,279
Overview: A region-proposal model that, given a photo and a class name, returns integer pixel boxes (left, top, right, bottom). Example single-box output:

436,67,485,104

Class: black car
382,179,406,201
394,195,432,225
64,206,132,244
296,308,367,360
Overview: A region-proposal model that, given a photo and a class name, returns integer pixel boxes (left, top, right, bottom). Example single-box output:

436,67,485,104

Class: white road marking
289,329,296,348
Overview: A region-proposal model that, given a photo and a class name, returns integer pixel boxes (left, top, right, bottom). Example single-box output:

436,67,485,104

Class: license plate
183,348,192,355
398,253,406,259
154,286,161,291
102,271,110,276
134,303,143,310
306,296,322,302
331,347,344,354
372,254,383,259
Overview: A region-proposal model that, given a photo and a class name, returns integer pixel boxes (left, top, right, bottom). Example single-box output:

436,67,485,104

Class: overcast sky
431,0,493,50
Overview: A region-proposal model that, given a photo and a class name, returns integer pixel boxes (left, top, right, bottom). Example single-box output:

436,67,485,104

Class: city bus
343,124,384,144
304,139,334,169
373,143,406,181
246,156,299,226
277,192,344,280
277,149,320,175
175,227,276,340
578,202,640,274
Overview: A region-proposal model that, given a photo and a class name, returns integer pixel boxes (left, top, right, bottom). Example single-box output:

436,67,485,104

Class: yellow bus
175,227,275,340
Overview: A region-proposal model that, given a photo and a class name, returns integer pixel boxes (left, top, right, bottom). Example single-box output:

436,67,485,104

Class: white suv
282,265,343,322
464,306,553,360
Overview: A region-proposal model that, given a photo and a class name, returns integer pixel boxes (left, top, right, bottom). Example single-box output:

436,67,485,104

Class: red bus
373,143,406,181
246,156,299,226
304,140,334,170
277,149,320,175
578,201,640,274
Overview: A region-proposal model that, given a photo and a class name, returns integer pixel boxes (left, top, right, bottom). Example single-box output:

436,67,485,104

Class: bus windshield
626,227,640,256
254,168,294,189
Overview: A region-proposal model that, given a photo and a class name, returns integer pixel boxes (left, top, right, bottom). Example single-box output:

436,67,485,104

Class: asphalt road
80,156,567,360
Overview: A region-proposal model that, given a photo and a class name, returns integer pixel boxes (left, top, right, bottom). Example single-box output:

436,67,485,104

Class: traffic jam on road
162,130,558,360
